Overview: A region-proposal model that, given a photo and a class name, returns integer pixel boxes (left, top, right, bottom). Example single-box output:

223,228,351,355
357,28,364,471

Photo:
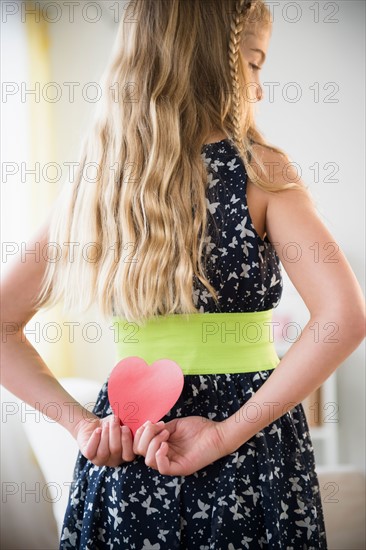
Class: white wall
1,7,32,257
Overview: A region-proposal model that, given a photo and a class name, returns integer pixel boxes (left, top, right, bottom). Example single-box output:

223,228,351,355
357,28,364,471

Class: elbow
351,301,366,341
311,306,366,344
357,312,366,341
339,309,366,344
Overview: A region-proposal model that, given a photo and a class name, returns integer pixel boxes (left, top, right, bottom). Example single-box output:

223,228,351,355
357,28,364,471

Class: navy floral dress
59,138,328,549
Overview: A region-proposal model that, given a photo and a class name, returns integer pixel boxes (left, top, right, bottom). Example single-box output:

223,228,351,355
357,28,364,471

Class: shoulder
247,145,365,330
249,143,306,190
247,142,317,237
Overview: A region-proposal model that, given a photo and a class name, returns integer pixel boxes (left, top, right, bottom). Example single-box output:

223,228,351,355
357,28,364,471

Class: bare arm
0,206,98,439
219,150,366,454
0,205,147,466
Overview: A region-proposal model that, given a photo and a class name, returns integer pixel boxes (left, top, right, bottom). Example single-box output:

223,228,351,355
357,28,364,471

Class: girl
2,0,365,548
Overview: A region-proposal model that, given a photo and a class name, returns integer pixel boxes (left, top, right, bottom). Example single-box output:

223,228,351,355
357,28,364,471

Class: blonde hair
34,0,307,326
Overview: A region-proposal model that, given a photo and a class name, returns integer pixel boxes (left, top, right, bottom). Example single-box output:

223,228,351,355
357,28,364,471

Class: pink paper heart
107,356,184,437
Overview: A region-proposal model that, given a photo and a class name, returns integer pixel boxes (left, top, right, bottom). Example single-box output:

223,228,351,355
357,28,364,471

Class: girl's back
59,138,327,549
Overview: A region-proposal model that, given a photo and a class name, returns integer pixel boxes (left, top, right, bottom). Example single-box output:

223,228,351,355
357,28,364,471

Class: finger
155,441,171,474
121,425,136,462
144,430,170,469
134,421,166,456
132,421,153,453
84,427,102,460
132,425,143,455
97,421,111,462
109,415,122,457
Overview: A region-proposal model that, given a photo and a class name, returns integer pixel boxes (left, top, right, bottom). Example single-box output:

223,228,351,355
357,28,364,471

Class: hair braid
228,0,253,159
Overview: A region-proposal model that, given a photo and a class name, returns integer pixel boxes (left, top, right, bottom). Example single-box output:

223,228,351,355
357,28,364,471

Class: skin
1,24,365,475
241,24,272,102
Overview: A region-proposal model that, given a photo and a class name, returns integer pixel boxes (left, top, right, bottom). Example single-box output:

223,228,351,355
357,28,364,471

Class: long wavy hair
34,0,307,326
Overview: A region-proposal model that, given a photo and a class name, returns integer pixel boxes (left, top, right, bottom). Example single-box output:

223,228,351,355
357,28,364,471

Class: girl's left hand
133,416,228,476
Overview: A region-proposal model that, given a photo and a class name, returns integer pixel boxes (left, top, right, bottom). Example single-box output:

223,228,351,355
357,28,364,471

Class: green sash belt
112,309,280,375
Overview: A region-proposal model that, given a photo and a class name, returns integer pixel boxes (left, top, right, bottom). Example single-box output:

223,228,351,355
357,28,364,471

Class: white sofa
0,377,102,550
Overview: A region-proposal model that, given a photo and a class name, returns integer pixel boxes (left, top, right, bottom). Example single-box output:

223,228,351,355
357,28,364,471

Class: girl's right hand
75,414,136,467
